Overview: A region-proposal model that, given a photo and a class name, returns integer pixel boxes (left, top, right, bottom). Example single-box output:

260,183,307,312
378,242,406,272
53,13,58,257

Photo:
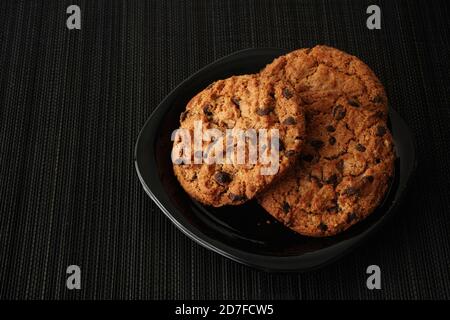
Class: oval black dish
135,48,417,272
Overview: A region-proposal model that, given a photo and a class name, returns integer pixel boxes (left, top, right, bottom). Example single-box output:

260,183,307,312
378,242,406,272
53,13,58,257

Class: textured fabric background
0,0,449,300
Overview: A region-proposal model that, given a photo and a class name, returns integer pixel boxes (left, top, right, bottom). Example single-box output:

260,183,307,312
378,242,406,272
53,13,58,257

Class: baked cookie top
262,45,388,119
172,74,306,207
258,45,395,236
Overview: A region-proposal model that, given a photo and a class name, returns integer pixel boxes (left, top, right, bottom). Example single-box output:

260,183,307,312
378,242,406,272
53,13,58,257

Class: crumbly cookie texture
173,74,306,207
258,45,395,237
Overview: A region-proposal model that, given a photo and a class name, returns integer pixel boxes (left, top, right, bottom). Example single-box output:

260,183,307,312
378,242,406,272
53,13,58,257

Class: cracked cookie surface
258,45,395,236
172,74,306,207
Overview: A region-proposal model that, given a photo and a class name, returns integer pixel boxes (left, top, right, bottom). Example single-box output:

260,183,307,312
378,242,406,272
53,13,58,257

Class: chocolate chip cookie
172,74,306,207
258,45,395,236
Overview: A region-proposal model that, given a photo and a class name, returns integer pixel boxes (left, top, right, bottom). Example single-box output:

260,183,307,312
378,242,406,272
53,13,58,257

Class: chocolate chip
318,222,328,232
285,150,296,157
312,177,324,188
346,212,357,223
348,98,360,107
364,175,374,183
294,136,303,140
256,107,273,116
376,125,386,137
326,174,338,185
180,110,189,122
375,158,381,164
302,154,314,162
326,125,336,132
310,139,324,150
356,144,366,152
282,116,297,125
333,105,346,120
372,95,384,103
329,136,336,145
336,159,344,172
281,202,290,213
228,193,247,202
327,206,339,214
231,96,240,106
214,171,232,184
203,104,213,117
282,88,293,99
376,110,385,118
343,187,359,196
194,151,203,159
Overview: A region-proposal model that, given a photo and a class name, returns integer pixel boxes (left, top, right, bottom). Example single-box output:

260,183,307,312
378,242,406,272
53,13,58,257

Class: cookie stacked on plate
172,45,395,237
172,74,307,206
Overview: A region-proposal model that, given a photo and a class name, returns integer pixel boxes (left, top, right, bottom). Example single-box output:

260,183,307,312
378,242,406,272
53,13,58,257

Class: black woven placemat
0,0,449,299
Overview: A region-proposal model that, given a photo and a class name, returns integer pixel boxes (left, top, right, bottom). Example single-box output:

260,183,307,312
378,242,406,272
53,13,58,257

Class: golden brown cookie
258,45,395,236
172,74,306,207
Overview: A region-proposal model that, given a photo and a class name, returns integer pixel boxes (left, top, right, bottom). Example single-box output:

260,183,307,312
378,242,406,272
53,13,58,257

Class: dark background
0,0,449,299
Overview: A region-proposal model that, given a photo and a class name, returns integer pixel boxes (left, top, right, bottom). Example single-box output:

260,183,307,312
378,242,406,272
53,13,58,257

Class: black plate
135,48,417,272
